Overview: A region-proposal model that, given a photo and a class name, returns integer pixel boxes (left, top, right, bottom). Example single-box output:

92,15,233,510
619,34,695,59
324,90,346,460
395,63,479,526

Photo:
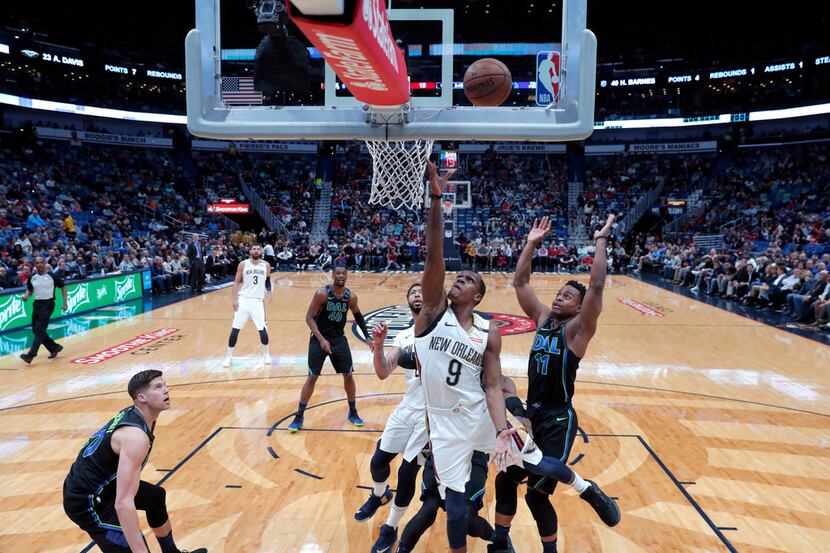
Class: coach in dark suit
187,233,206,294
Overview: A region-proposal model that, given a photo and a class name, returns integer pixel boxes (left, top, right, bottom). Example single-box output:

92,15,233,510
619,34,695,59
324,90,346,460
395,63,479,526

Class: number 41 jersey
414,306,490,410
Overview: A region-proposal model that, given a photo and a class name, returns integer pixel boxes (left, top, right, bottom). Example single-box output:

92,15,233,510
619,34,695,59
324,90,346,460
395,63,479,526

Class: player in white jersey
413,162,516,553
223,244,272,367
353,283,428,553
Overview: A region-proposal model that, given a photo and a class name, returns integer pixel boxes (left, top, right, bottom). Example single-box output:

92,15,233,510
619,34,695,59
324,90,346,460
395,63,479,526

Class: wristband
429,193,442,200
595,235,608,242
496,427,509,437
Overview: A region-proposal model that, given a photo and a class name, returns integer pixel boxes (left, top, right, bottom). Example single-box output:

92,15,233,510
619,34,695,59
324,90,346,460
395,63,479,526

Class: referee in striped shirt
20,257,68,364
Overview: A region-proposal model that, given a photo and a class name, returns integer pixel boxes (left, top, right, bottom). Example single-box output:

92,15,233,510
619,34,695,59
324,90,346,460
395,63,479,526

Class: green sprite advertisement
0,272,143,333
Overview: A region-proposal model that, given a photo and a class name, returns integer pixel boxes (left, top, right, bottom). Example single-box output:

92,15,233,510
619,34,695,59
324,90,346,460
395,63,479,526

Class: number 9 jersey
414,306,490,410
414,306,495,493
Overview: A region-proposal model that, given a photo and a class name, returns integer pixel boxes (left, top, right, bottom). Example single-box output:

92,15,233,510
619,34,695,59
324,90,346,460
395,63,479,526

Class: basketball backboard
185,0,596,141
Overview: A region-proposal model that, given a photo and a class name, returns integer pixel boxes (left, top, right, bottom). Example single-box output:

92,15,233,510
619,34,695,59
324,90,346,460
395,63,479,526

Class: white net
366,139,435,211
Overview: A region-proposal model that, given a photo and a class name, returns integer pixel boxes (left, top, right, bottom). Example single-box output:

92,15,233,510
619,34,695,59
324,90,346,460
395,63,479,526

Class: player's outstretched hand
594,214,615,240
426,160,456,197
527,216,551,245
370,323,388,352
493,426,519,472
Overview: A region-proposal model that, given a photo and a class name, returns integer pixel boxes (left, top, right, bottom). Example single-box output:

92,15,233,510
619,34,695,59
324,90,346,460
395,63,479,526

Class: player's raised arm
305,288,331,354
416,162,454,334
569,214,614,357
514,217,553,325
231,261,245,312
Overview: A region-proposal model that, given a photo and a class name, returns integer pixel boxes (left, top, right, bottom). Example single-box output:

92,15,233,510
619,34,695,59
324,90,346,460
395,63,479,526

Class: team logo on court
114,276,137,302
356,305,535,345
0,295,27,332
484,312,537,335
66,284,91,314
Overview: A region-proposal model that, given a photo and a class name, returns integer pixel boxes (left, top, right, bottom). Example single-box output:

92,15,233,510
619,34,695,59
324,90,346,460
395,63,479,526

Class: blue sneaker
370,524,397,553
354,486,392,521
348,411,364,427
287,416,304,433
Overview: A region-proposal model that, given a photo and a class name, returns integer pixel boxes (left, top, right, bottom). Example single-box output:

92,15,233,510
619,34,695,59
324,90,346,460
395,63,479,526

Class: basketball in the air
463,58,513,106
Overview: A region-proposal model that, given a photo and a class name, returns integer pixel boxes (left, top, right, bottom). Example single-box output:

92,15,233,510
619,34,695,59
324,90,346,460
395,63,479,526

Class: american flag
221,76,263,105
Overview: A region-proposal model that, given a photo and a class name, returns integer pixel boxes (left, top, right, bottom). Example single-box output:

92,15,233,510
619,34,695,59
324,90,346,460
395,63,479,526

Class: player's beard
409,301,422,315
251,252,261,259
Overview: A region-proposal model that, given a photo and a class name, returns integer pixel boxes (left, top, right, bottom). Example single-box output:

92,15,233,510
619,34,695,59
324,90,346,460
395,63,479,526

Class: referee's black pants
28,299,59,357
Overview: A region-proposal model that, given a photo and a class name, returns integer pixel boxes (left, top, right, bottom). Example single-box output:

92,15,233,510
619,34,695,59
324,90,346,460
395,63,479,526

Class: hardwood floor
1,272,827,552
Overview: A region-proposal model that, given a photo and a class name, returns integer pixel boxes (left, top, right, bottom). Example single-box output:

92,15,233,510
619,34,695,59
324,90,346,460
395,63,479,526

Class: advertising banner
0,272,143,333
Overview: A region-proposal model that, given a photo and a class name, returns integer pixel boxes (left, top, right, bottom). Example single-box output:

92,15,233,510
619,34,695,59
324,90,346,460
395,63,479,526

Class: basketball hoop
366,139,435,210
442,200,454,217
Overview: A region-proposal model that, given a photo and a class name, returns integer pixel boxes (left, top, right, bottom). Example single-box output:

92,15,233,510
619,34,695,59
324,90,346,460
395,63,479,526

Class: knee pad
228,328,240,347
494,471,519,516
369,441,396,483
525,490,558,537
445,489,467,549
142,485,170,529
258,329,269,345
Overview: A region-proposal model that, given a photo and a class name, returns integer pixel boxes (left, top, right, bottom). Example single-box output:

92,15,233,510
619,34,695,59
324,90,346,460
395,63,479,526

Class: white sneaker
223,356,232,367
690,287,700,294
263,354,272,366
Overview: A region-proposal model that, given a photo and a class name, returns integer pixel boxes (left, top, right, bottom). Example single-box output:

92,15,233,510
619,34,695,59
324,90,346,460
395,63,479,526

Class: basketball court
1,272,828,552
2,0,828,551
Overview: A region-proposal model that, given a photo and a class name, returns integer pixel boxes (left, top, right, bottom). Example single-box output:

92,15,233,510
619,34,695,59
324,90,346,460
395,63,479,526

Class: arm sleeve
353,311,370,340
393,329,416,370
265,276,272,291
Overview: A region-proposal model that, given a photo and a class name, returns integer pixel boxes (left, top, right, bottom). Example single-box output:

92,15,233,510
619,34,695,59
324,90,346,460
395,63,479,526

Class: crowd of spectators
3,124,829,338
625,143,830,332
0,134,255,295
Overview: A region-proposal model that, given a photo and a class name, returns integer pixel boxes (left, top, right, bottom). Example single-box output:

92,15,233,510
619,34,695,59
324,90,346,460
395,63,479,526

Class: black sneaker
486,536,515,553
579,480,621,527
178,549,208,553
48,345,64,359
19,353,34,364
354,486,392,522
